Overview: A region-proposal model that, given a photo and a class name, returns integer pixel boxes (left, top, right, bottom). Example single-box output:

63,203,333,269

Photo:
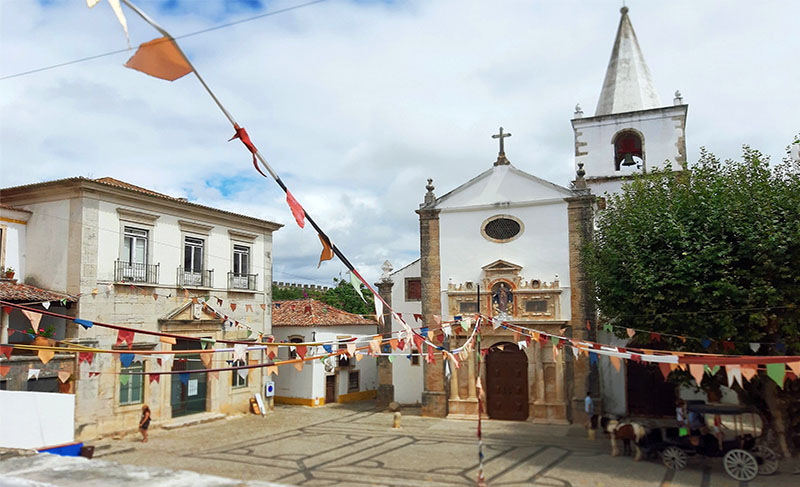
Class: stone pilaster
375,271,394,409
416,180,446,417
566,167,598,423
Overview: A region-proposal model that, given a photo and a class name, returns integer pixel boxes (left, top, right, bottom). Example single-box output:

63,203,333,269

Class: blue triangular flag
420,327,429,337
589,352,598,366
701,339,712,349
74,318,93,329
776,341,786,354
179,372,190,385
323,344,333,353
119,353,134,367
453,315,462,322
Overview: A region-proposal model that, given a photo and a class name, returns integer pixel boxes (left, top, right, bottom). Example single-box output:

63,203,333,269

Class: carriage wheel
661,446,688,470
752,445,779,475
723,449,758,481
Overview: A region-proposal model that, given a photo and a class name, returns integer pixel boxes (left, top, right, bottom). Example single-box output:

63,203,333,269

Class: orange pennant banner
124,36,192,81
317,234,334,267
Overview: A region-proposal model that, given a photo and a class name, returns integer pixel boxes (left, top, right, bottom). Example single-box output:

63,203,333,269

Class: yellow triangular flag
689,363,705,386
57,370,71,383
38,348,55,365
610,356,621,372
266,365,278,377
294,361,304,372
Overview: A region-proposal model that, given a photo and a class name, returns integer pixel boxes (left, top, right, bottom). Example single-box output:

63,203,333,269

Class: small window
525,300,548,312
481,215,524,243
614,131,644,170
233,245,250,275
405,278,422,301
289,336,304,360
348,370,359,393
338,340,351,368
411,353,420,366
28,377,59,393
459,301,478,313
232,357,248,388
120,362,144,405
184,237,204,273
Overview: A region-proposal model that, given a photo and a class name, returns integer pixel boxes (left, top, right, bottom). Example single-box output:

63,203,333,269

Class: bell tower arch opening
613,129,645,171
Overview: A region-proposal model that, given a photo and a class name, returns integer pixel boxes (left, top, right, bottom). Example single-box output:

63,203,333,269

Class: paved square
103,402,797,487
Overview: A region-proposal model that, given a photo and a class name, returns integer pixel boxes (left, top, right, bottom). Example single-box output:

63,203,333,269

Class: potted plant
30,325,56,347
2,267,14,279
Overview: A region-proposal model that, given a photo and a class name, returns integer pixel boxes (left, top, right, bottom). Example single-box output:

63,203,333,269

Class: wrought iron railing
114,260,159,284
177,267,214,288
228,272,257,291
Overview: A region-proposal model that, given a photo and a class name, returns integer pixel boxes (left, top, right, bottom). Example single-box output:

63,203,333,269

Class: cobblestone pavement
102,402,798,487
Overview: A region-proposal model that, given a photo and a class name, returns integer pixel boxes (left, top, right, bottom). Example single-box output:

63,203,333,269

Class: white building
0,176,281,439
388,259,423,405
271,298,378,406
391,7,690,422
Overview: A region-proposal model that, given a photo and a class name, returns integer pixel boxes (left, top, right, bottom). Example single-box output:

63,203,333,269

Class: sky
1,0,798,288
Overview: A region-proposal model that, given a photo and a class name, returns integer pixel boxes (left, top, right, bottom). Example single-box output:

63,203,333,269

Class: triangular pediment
433,164,572,210
160,300,217,322
482,259,522,274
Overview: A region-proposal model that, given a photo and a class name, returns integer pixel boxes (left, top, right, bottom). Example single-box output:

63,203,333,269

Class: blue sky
3,0,799,287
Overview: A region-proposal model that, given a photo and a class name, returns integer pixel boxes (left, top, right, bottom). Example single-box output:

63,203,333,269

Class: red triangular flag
426,346,435,364
230,303,237,312
658,363,671,380
413,313,423,323
722,341,735,352
285,190,305,228
295,345,307,359
149,373,160,384
0,365,10,377
0,345,12,359
78,352,94,365
650,332,661,343
629,353,641,363
228,124,265,177
115,329,135,349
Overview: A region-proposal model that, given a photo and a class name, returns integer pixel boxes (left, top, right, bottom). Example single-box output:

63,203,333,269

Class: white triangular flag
42,301,51,310
346,342,356,356
517,340,527,349
749,343,760,353
444,360,451,379
374,298,384,324
571,347,579,359
492,317,501,330
726,365,743,389
237,368,248,380
442,324,452,337
28,368,40,380
233,344,248,362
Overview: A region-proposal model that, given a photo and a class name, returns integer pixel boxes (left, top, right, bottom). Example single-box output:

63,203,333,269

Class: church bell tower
572,7,688,196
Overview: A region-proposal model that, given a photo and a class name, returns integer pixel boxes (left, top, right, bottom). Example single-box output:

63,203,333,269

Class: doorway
486,343,529,420
170,338,208,417
325,375,336,404
627,361,676,416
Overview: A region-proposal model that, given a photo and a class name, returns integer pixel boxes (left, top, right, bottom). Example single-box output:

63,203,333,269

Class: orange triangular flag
0,365,10,377
390,338,398,351
293,360,304,372
610,356,621,372
741,364,758,381
38,348,55,365
266,365,278,377
317,234,334,267
787,361,800,377
356,352,364,362
626,328,635,338
689,363,705,386
124,36,192,81
21,310,43,332
57,370,71,383
658,363,671,380
200,352,212,369
160,336,177,345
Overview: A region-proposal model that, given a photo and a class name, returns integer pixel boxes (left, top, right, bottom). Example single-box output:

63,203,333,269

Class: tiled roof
272,299,376,327
0,177,281,229
0,280,76,303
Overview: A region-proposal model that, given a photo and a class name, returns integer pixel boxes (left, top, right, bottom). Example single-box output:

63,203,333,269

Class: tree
272,278,374,316
583,142,800,456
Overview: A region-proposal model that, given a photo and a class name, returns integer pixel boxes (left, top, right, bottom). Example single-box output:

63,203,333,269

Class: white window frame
119,361,145,406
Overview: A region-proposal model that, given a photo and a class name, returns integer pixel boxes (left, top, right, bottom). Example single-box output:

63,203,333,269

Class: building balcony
177,267,213,288
114,260,160,284
228,272,257,291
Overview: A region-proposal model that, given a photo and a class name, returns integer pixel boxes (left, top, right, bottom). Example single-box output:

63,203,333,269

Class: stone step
161,412,226,430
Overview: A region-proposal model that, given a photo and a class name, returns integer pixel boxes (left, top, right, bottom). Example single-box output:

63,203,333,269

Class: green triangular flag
388,355,395,363
766,363,786,389
704,365,720,376
460,320,469,332
350,271,366,303
200,338,215,350
603,323,613,333
247,330,252,338
550,336,559,346
119,374,130,386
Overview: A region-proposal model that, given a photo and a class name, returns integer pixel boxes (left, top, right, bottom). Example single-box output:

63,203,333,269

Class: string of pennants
3,299,798,392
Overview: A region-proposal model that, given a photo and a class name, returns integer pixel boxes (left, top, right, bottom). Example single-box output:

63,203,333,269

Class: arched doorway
486,343,528,420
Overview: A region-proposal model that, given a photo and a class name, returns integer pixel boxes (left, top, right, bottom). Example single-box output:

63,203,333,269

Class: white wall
389,260,424,405
1,219,26,280
272,325,377,404
573,105,687,181
438,199,572,321
0,391,75,449
21,200,71,291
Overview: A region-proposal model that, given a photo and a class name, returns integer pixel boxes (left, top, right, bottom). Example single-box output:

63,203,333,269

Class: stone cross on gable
492,127,511,166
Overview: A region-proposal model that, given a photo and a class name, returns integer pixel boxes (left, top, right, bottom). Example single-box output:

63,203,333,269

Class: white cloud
1,0,798,286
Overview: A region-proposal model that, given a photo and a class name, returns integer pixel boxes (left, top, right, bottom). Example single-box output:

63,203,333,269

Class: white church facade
387,7,690,423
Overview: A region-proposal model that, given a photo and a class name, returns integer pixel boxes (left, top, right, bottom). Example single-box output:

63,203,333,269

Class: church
388,7,688,423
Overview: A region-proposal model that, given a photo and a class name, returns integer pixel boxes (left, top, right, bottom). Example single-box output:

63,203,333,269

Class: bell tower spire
595,7,661,116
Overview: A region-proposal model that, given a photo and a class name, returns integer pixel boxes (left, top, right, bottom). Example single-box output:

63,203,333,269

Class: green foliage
583,144,800,355
273,278,374,316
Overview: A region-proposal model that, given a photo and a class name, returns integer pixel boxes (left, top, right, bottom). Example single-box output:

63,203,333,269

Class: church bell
621,152,636,167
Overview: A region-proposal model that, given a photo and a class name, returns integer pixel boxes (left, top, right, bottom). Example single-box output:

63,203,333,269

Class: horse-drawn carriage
640,403,779,481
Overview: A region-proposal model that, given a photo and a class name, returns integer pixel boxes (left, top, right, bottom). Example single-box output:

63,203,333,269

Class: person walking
139,405,151,443
585,392,596,439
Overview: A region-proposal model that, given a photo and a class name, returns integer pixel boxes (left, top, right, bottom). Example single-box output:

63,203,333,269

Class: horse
603,418,647,461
